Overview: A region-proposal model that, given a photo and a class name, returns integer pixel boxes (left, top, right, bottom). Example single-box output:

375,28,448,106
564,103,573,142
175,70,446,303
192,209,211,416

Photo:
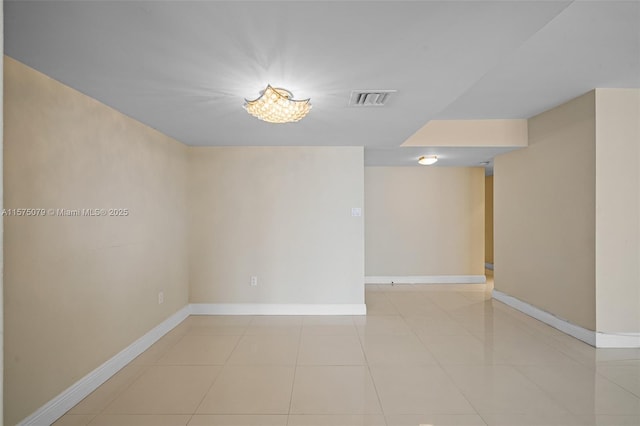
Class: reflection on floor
54,280,640,426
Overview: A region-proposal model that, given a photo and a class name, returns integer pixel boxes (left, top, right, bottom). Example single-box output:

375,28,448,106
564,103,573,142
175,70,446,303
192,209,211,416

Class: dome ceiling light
418,155,438,165
244,85,311,124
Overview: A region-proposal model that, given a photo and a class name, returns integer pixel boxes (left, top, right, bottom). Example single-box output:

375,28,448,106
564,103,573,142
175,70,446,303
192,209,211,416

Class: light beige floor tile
385,414,487,426
89,414,190,425
301,324,359,336
384,290,431,302
420,335,505,365
183,325,249,336
517,364,640,415
290,366,382,414
298,334,365,365
462,290,492,302
427,293,482,311
597,364,640,397
244,316,303,335
105,365,220,414
586,415,640,425
501,311,568,339
480,413,589,425
52,414,95,426
492,335,579,365
390,303,448,318
176,316,250,336
354,315,412,336
466,319,528,340
385,294,445,317
443,365,570,416
452,315,520,337
364,284,385,292
249,316,304,326
130,333,184,365
406,316,473,337
161,325,191,342
287,414,387,425
196,365,295,414
59,286,640,422
449,300,503,316
363,293,399,315
543,334,601,366
595,350,640,364
302,316,356,326
187,414,288,425
157,335,240,365
70,364,147,414
360,334,437,365
370,364,475,415
226,334,299,365
302,316,358,336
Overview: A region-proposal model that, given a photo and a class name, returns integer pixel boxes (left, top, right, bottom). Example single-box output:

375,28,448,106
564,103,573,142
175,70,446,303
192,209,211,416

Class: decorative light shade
244,85,311,124
418,155,438,165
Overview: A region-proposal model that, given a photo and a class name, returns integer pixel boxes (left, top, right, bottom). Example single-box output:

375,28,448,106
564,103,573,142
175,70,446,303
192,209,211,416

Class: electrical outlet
250,276,258,287
158,291,164,304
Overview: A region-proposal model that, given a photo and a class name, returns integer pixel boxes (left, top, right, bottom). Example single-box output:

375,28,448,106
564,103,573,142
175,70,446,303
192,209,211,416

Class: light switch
351,207,362,217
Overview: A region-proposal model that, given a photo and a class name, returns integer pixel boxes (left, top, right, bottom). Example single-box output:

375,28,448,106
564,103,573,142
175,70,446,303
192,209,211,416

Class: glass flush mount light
418,155,438,165
244,85,312,124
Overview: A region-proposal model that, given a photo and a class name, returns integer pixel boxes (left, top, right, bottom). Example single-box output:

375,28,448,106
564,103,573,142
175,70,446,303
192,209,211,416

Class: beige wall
595,89,640,333
402,119,528,147
485,175,494,265
188,146,365,304
4,57,189,425
364,167,484,276
494,91,596,330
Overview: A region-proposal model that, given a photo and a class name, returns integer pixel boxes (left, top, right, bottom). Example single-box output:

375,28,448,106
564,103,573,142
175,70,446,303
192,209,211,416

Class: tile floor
54,279,640,426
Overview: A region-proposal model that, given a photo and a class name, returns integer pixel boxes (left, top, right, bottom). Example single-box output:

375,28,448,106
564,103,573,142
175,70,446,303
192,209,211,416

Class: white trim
492,290,596,346
18,306,191,426
365,275,486,285
190,303,367,316
596,332,640,348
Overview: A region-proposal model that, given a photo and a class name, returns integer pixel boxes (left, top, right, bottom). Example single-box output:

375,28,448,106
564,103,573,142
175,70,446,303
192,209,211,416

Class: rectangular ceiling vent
349,90,396,107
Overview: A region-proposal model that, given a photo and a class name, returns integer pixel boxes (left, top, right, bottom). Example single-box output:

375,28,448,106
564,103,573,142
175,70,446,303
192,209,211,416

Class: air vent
349,90,396,107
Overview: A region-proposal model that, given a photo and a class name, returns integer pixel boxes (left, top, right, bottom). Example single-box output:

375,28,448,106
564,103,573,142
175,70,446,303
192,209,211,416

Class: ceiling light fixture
418,155,438,165
244,85,311,124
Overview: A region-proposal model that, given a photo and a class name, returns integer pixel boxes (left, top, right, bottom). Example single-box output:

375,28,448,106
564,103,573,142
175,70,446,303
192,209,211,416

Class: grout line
354,307,389,426
99,363,151,412
185,315,247,422
75,414,97,426
285,318,304,426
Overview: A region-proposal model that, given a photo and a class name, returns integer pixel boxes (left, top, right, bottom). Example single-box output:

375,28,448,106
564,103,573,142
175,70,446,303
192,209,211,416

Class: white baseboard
494,290,640,348
492,289,596,346
18,305,191,426
596,332,640,348
190,303,367,316
365,275,486,285
493,290,640,348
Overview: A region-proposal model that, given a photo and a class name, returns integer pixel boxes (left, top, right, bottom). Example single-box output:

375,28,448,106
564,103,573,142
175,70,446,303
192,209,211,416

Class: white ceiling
5,1,640,167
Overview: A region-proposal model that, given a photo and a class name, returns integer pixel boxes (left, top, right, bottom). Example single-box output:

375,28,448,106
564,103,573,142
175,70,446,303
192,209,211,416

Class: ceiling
4,1,640,168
